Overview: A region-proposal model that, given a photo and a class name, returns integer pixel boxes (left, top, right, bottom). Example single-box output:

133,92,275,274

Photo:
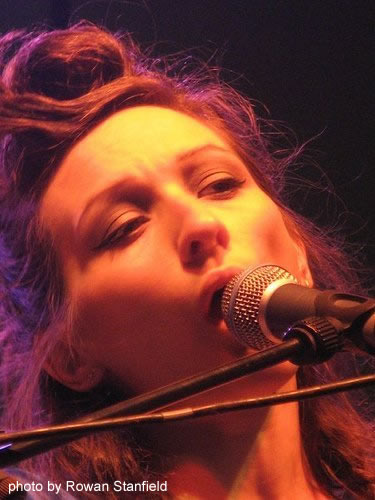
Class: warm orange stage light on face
40,105,309,396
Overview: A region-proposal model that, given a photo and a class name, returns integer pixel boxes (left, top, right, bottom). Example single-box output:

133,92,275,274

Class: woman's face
41,106,309,395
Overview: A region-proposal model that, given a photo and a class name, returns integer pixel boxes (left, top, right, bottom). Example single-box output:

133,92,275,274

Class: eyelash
94,215,149,251
95,176,245,251
198,176,246,198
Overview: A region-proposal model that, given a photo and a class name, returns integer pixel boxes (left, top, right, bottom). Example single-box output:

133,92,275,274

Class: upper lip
199,266,243,321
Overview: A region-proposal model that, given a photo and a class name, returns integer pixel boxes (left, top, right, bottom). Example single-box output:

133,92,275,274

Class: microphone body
221,265,375,353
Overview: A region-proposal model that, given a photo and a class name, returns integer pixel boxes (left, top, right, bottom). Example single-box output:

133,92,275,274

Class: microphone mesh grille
221,265,296,350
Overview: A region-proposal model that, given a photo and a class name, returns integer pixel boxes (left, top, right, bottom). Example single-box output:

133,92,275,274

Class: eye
198,175,246,199
94,214,149,251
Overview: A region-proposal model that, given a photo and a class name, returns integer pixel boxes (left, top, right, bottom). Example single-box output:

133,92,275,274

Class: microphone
221,264,375,353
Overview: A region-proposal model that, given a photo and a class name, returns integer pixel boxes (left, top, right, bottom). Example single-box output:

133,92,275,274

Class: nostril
190,241,200,255
178,218,228,265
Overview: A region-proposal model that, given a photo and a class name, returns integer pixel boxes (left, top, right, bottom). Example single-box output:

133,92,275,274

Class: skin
40,105,324,498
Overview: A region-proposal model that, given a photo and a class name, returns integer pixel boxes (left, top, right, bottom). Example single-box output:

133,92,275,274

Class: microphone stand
0,338,303,467
0,316,372,467
1,374,375,447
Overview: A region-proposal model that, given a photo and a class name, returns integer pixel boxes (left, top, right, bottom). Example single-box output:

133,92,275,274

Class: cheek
257,207,306,279
229,191,304,278
72,266,160,339
70,273,173,387
68,254,193,362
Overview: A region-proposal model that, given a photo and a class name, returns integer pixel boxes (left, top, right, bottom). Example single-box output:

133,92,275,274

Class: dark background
2,0,374,283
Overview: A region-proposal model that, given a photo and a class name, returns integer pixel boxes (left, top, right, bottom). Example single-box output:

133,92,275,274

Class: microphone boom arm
0,333,316,468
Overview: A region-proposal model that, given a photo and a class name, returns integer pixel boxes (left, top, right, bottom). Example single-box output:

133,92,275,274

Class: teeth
209,288,224,321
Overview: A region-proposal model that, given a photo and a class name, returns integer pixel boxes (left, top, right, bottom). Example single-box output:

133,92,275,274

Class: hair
0,22,374,499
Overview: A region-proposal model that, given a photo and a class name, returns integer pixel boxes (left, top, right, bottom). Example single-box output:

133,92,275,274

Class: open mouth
208,288,225,322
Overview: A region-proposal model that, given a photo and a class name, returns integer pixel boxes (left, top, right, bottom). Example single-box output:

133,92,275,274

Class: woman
0,23,374,499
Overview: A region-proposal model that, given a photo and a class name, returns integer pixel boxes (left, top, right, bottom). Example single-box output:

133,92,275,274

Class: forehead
41,106,229,218
74,105,227,163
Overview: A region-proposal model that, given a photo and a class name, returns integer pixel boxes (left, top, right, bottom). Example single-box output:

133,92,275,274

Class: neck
143,366,327,499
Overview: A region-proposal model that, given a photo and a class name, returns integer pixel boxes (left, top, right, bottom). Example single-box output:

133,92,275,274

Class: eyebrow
175,143,231,163
75,143,236,235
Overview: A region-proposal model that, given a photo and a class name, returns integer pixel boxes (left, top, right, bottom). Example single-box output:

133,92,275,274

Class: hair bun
2,24,132,100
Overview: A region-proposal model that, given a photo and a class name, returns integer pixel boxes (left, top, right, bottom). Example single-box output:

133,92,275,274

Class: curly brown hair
0,23,374,499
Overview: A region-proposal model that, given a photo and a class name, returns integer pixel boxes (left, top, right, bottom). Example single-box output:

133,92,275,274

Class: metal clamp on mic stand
282,316,343,365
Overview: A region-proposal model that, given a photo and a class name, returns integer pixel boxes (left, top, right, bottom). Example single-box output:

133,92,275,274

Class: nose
177,208,230,267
